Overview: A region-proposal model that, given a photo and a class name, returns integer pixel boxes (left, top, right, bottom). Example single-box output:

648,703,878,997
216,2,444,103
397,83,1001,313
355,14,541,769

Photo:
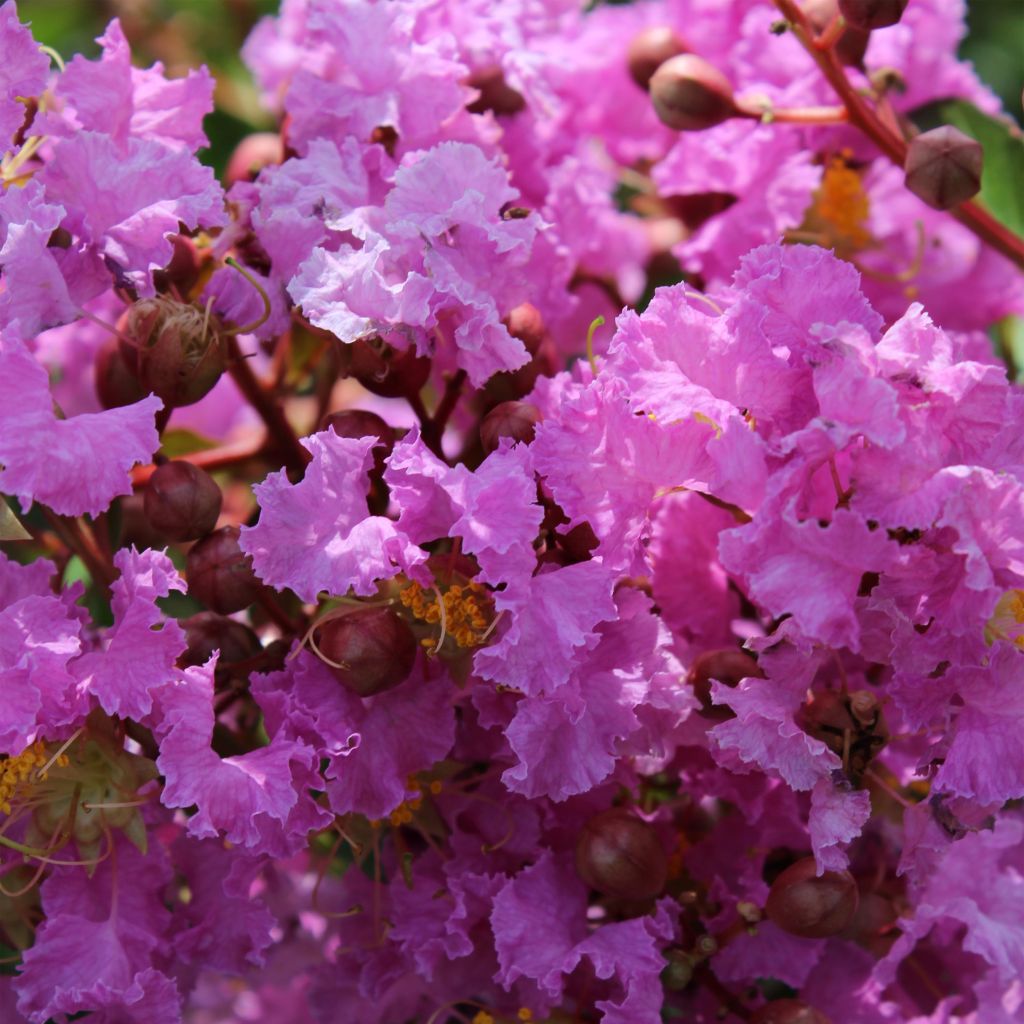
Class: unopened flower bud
838,0,908,30
802,0,869,66
575,808,668,901
314,606,417,697
765,858,859,938
95,336,146,410
466,65,526,116
751,1000,832,1024
505,303,547,357
627,26,688,90
649,55,737,131
904,126,982,210
688,648,762,708
180,612,262,669
344,337,431,398
480,401,541,453
144,461,222,541
661,950,694,991
186,526,259,615
225,132,285,186
118,296,225,408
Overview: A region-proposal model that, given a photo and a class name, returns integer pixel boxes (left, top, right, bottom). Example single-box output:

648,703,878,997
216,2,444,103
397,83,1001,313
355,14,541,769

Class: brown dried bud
480,401,541,453
186,526,259,615
225,132,285,186
344,337,431,399
314,606,417,697
144,461,222,542
95,336,146,410
751,1000,832,1024
575,808,668,901
627,26,688,90
179,612,262,669
904,125,982,210
688,648,762,708
838,0,908,30
466,65,526,116
649,55,737,132
765,858,859,938
118,296,225,408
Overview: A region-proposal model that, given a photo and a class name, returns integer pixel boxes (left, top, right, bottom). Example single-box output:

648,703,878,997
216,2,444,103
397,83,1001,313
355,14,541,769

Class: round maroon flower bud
314,606,417,697
765,858,859,939
751,1000,832,1024
180,612,262,669
688,648,762,707
95,336,146,410
575,808,668,901
649,55,737,132
466,65,526,116
320,409,395,476
186,526,259,615
505,302,547,357
118,296,226,408
144,461,222,541
345,337,431,398
838,0,908,30
802,0,869,66
480,401,541,453
904,125,982,210
225,132,285,186
627,26,688,90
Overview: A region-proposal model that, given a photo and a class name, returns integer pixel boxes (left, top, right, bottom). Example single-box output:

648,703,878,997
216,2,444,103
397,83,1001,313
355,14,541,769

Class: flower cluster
0,1,1022,1022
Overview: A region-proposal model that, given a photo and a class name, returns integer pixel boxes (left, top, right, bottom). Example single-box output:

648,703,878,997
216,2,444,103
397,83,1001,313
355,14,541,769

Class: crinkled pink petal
0,339,161,516
0,550,55,608
472,561,618,697
710,677,839,791
39,131,225,287
809,778,872,873
241,430,425,601
0,1,48,147
713,921,823,989
154,657,326,854
72,548,186,720
42,19,213,151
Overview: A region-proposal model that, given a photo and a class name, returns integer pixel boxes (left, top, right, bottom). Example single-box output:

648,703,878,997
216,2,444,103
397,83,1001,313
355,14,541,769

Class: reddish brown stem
772,0,1024,269
225,336,309,473
433,369,467,437
44,511,116,595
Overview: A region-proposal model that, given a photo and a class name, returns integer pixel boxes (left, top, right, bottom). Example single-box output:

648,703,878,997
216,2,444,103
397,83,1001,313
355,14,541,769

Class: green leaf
0,498,31,541
932,100,1024,236
159,428,218,459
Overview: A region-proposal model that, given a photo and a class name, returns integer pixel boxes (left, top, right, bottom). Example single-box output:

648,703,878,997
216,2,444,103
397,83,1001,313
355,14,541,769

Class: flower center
0,741,66,816
805,153,871,252
985,590,1024,648
398,579,496,651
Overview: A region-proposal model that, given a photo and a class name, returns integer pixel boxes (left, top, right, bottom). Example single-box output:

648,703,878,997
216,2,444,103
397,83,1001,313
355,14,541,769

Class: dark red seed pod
466,65,526,116
118,296,226,408
765,858,859,939
627,26,688,90
480,401,541,453
95,336,146,410
687,648,762,707
179,612,262,669
345,337,431,399
904,125,982,210
649,54,737,132
575,808,668,901
186,526,259,615
225,132,285,186
314,606,417,697
144,461,222,542
751,1000,833,1024
838,0,908,30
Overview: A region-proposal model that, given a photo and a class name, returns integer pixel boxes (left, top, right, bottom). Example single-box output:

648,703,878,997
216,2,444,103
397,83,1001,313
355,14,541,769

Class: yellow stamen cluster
399,580,495,650
0,741,67,815
472,1013,495,1024
985,589,1024,648
386,776,443,827
812,154,871,250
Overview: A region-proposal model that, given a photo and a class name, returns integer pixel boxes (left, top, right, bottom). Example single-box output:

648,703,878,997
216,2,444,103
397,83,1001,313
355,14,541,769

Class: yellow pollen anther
399,579,496,651
518,1009,534,1022
0,741,56,815
810,154,871,250
472,1014,495,1024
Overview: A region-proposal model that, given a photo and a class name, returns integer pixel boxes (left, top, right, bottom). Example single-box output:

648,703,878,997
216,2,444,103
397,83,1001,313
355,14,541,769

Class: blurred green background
15,0,1024,178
